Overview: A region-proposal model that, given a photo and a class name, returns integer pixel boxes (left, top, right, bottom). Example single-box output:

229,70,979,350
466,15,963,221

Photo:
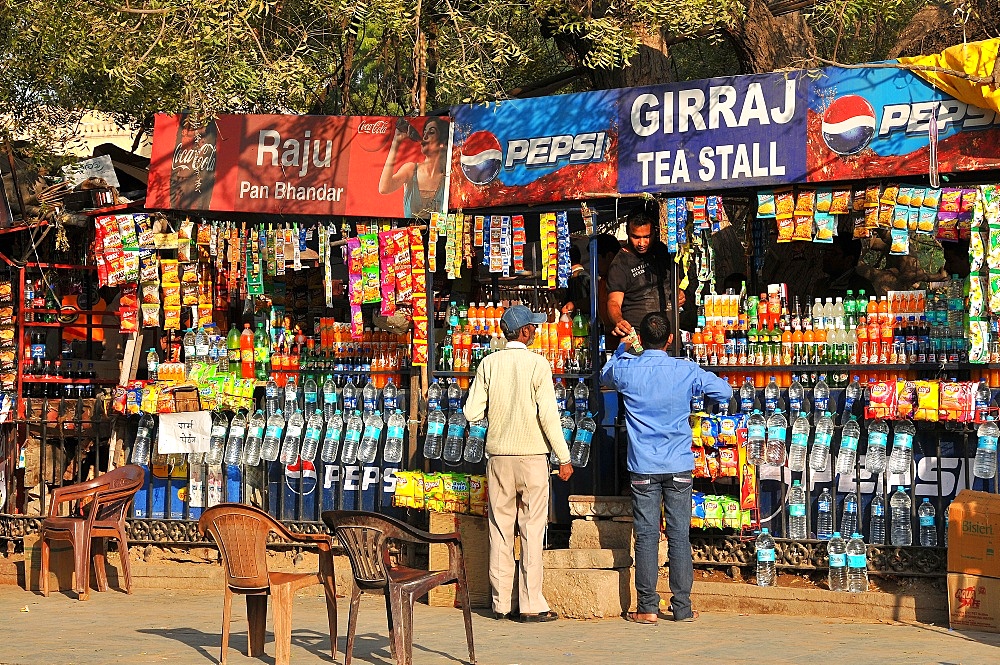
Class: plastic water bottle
224,410,248,466
788,375,804,413
810,411,834,472
890,486,912,546
261,410,285,462
865,419,889,474
299,410,324,462
975,417,999,479
382,379,399,411
553,411,576,465
342,377,358,411
132,413,155,465
465,417,488,463
847,533,868,592
739,376,756,413
443,410,467,463
383,410,406,464
427,378,442,411
843,376,862,418
976,379,992,422
280,410,305,465
840,491,859,537
573,378,589,418
362,381,379,413
183,329,196,376
788,412,810,472
571,411,596,467
756,528,776,586
827,532,848,591
788,480,807,540
554,379,567,412
322,377,338,421
147,348,159,382
765,409,787,466
195,326,209,362
341,411,364,464
446,380,462,413
320,410,345,463
747,410,766,465
284,377,299,415
358,410,384,464
423,406,446,459
764,376,780,415
206,412,229,465
265,379,280,419
215,337,229,374
304,378,319,413
817,488,835,540
888,419,916,474
813,374,830,413
836,416,861,476
243,410,266,465
870,485,886,545
918,498,937,547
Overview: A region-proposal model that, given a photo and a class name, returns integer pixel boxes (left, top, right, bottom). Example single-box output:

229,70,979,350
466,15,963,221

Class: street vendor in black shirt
607,215,685,342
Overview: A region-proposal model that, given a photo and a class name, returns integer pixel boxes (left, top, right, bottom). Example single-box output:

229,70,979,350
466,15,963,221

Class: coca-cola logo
172,142,217,174
356,118,393,152
357,119,391,135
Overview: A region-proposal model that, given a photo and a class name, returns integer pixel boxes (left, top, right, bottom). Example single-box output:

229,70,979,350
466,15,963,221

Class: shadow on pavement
137,627,357,664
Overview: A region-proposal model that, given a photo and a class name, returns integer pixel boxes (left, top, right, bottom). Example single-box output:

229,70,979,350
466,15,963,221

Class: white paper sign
62,154,121,188
157,411,212,454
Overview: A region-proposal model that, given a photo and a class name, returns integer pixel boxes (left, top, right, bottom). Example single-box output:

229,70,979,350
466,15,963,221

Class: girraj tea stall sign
147,114,452,219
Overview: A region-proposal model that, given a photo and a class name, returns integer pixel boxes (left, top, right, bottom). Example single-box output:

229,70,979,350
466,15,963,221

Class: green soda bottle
254,322,270,381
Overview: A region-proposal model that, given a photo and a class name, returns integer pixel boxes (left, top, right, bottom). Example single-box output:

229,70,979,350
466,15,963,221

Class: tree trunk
725,0,817,73
587,30,675,89
888,0,1000,59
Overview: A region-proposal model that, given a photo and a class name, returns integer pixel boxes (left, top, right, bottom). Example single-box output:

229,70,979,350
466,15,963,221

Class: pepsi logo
822,96,876,156
460,131,502,185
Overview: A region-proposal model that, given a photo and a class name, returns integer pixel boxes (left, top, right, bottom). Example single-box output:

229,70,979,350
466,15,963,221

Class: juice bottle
240,323,254,379
691,329,704,363
558,312,573,351
781,327,793,365
803,326,815,364
856,317,869,362
877,296,889,324
484,302,496,332
815,326,827,364
791,326,803,363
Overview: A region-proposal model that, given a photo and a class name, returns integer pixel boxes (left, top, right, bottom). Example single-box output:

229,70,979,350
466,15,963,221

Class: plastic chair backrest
89,465,145,524
322,510,422,589
199,504,276,591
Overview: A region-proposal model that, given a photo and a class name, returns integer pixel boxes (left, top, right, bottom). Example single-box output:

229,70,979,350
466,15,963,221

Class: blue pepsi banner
806,66,1000,182
450,91,618,208
617,73,809,194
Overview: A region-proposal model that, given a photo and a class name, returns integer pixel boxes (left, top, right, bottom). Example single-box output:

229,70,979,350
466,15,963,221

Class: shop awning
898,38,1000,114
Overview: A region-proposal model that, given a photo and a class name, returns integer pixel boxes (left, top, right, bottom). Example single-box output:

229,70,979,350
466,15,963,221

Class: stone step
542,548,632,570
569,519,633,550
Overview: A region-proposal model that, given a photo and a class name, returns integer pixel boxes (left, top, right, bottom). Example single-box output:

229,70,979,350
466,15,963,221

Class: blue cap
500,305,547,334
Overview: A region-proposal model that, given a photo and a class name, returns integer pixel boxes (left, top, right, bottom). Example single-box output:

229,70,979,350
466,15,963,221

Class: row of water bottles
265,374,404,421
756,530,869,592
422,407,488,464
552,410,598,468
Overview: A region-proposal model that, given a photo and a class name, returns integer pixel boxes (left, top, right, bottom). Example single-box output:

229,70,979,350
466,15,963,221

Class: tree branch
100,3,179,15
810,54,997,85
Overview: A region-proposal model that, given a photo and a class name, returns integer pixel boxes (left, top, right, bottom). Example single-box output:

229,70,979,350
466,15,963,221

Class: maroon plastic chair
322,509,475,665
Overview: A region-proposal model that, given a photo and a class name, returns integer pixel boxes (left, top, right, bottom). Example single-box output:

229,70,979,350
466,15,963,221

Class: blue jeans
630,471,694,617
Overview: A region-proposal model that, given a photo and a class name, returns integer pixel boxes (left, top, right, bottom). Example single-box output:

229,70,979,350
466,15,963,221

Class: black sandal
518,611,559,623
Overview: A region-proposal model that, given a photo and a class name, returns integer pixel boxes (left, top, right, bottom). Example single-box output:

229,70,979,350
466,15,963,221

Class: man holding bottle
601,311,732,624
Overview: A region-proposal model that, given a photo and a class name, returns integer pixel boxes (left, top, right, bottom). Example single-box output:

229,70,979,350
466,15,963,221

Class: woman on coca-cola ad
378,117,449,219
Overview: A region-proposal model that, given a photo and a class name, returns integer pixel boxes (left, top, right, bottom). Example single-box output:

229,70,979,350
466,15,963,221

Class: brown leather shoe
624,612,658,625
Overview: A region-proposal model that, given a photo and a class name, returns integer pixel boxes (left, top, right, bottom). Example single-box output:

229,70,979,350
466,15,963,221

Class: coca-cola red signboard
148,113,452,219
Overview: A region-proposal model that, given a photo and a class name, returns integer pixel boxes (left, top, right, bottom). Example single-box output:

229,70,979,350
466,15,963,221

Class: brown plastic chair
39,464,145,601
322,510,475,665
198,503,337,665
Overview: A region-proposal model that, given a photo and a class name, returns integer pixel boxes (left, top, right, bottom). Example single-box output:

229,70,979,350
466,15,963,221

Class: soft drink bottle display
865,419,889,474
827,532,848,591
571,411,597,468
342,377,358,411
817,488,834,540
747,410,766,466
788,375,804,413
740,376,755,413
870,484,887,544
284,377,299,416
132,413,155,465
240,324,254,379
890,486,912,546
447,380,463,412
843,376,862,418
261,410,285,462
847,533,868,592
690,385,705,413
789,412,810,472
810,411,834,472
323,377,338,421
888,419,916,474
573,378,589,418
265,379,280,419
320,409,345,464
383,379,399,411
280,410,305,465
788,479,807,539
975,417,999,479
764,376,780,415
384,410,407,464
341,411,364,464
976,380,992,422
836,416,861,476
304,378,319,413
427,379,442,411
300,410,324,462
765,409,787,466
254,323,270,381
756,528,776,586
205,412,229,465
147,348,159,382
554,379,567,412
358,410,384,464
840,491,859,537
465,417,488,463
443,411,467,464
223,410,248,466
227,324,241,375
362,381,379,413
813,374,830,413
243,410,267,466
918,498,937,547
554,411,576,465
423,406,446,460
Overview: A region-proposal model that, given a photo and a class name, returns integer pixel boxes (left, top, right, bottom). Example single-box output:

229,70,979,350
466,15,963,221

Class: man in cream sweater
464,305,574,622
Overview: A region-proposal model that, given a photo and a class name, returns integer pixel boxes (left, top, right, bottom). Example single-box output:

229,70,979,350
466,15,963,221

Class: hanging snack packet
141,303,160,328
891,205,909,230
907,207,919,232
757,191,776,218
161,258,179,285
939,382,974,421
777,217,795,243
968,273,985,317
914,381,939,422
889,228,909,255
853,213,871,239
971,229,986,271
866,380,898,420
831,189,851,215
814,212,835,242
794,189,816,215
792,214,813,241
864,206,879,230
865,184,881,208
989,271,1000,313
775,189,795,218
940,188,962,212
917,207,938,234
141,282,160,304
896,186,913,206
895,380,918,419
815,188,833,213
880,184,899,205
922,187,941,208
878,204,894,228
853,185,867,211
704,495,724,529
969,319,991,363
937,212,959,240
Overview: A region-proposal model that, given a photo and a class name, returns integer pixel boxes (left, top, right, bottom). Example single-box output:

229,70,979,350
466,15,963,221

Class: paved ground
1,585,998,665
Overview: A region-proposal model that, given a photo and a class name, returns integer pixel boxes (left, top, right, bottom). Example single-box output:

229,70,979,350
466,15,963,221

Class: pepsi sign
821,95,876,155
460,131,502,185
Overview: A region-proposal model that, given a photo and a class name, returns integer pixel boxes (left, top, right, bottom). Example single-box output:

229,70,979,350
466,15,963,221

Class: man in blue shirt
601,311,732,624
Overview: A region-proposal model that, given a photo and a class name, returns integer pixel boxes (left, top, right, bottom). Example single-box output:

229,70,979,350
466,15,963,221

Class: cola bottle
169,117,218,210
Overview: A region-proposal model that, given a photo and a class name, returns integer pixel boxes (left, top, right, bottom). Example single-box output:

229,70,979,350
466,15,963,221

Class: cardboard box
948,490,1000,633
948,573,1000,633
427,512,491,608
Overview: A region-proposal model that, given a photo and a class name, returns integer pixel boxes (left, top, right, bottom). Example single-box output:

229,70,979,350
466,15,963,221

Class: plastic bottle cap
761,528,769,534
792,480,801,486
922,498,930,503
897,486,905,491
833,532,840,538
